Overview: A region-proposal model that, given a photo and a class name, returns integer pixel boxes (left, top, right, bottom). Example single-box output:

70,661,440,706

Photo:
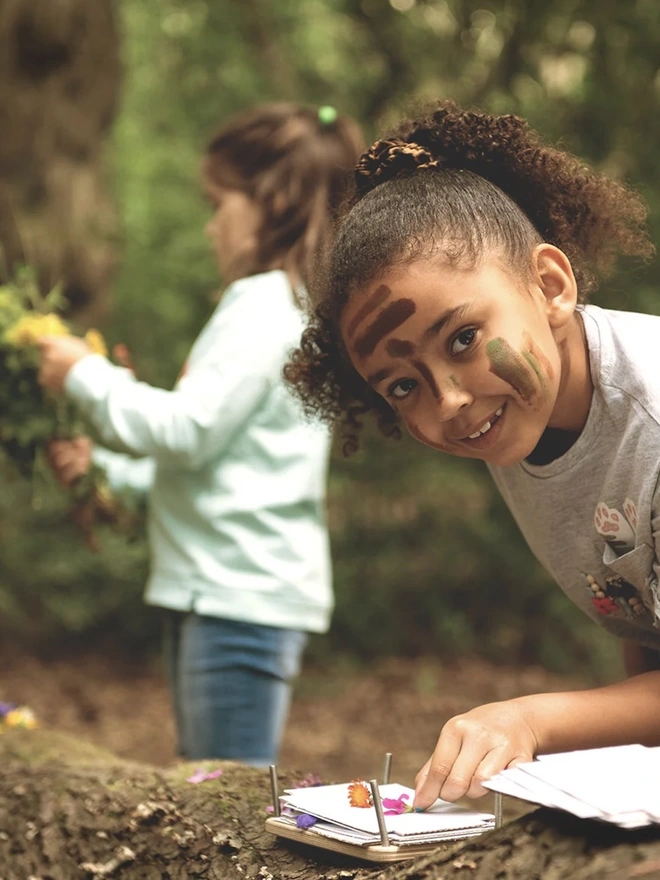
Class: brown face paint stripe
413,359,441,400
355,298,416,358
386,338,415,358
345,284,391,339
486,337,537,403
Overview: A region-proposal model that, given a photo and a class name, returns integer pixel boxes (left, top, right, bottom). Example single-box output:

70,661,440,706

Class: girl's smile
340,250,591,466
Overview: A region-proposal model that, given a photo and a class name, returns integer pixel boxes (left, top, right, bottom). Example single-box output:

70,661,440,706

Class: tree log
1,729,659,880
0,0,120,325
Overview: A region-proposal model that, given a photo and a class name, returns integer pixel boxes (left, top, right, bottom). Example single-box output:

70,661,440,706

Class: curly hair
284,101,654,454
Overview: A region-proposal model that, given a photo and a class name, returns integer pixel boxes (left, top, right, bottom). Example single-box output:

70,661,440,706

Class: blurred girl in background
38,102,364,765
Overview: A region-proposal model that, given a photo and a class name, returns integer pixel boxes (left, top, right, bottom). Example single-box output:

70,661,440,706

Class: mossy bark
1,729,660,879
0,0,120,325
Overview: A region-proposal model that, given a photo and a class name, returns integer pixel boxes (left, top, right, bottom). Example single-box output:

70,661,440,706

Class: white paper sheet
484,744,660,828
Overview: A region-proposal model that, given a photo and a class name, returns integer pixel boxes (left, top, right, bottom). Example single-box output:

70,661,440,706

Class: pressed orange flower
347,779,372,808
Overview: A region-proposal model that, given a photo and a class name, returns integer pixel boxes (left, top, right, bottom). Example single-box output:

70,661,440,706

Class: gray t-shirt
489,304,660,650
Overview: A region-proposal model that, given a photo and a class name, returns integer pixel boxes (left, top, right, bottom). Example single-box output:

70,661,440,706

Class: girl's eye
388,378,417,400
451,327,477,355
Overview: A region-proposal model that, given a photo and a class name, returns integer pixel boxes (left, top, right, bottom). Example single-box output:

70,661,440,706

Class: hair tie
355,138,441,193
318,105,338,126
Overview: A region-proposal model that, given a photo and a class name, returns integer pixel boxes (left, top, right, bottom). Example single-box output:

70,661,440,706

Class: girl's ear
532,243,578,330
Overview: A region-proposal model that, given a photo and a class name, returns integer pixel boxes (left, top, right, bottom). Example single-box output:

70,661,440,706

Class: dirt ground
0,650,591,820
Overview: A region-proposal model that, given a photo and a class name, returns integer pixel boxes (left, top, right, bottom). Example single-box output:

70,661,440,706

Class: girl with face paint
36,103,364,766
286,101,660,808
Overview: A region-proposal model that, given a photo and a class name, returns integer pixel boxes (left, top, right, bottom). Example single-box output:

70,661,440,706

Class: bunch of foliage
0,269,126,549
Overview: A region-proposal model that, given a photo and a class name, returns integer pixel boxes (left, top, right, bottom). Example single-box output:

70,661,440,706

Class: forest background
1,0,660,687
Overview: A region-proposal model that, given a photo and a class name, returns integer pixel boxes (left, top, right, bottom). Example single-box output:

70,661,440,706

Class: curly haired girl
286,101,660,808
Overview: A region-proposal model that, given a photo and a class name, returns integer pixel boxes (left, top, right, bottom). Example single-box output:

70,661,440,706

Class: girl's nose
435,380,473,421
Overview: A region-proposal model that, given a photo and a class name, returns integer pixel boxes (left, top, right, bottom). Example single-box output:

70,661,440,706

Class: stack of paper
276,782,495,846
484,744,660,828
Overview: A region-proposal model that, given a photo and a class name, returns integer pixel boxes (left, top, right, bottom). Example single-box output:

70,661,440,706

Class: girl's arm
39,285,290,469
623,640,660,675
413,670,660,808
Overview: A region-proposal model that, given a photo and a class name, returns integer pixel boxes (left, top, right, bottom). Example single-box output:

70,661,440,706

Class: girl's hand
46,437,94,487
413,699,538,808
37,335,94,393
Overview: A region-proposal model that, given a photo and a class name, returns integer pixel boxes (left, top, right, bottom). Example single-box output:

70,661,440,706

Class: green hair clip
318,105,338,126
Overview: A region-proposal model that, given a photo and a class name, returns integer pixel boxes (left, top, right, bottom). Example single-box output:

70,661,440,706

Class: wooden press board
265,816,450,863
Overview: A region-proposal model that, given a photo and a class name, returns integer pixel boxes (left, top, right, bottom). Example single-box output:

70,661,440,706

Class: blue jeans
163,611,307,765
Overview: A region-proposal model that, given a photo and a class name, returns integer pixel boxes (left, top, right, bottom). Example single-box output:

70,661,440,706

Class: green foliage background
3,0,660,678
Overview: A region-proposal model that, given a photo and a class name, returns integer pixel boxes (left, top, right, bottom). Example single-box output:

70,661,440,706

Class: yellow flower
4,313,69,347
4,707,37,729
84,329,108,356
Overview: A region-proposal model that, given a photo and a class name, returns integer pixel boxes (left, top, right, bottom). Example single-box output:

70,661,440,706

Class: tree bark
1,729,660,880
0,0,121,326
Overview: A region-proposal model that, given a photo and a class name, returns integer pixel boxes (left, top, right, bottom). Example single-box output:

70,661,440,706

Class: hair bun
355,138,440,193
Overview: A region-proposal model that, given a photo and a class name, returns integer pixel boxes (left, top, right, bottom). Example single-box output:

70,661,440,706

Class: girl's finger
413,755,432,794
437,736,493,802
413,727,462,809
464,747,535,800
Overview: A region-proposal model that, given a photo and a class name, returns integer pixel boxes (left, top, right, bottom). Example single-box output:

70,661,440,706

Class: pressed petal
186,767,224,783
296,813,318,829
294,773,323,788
381,793,410,814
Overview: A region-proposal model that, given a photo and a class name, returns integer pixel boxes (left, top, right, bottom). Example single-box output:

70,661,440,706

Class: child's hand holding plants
37,335,94,393
46,437,94,487
0,269,131,549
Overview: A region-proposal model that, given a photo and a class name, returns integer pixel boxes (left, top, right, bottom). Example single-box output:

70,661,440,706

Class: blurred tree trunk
0,0,121,326
2,729,660,879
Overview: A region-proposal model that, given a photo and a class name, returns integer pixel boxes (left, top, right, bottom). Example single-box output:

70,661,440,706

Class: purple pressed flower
382,793,412,815
295,813,318,829
186,767,224,784
294,773,323,788
0,702,16,718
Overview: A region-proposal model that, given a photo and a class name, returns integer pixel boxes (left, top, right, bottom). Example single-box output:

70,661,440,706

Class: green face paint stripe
449,375,459,388
486,337,537,402
522,350,546,389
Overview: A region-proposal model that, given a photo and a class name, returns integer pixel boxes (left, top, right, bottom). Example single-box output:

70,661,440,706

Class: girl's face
204,183,262,279
340,249,586,467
